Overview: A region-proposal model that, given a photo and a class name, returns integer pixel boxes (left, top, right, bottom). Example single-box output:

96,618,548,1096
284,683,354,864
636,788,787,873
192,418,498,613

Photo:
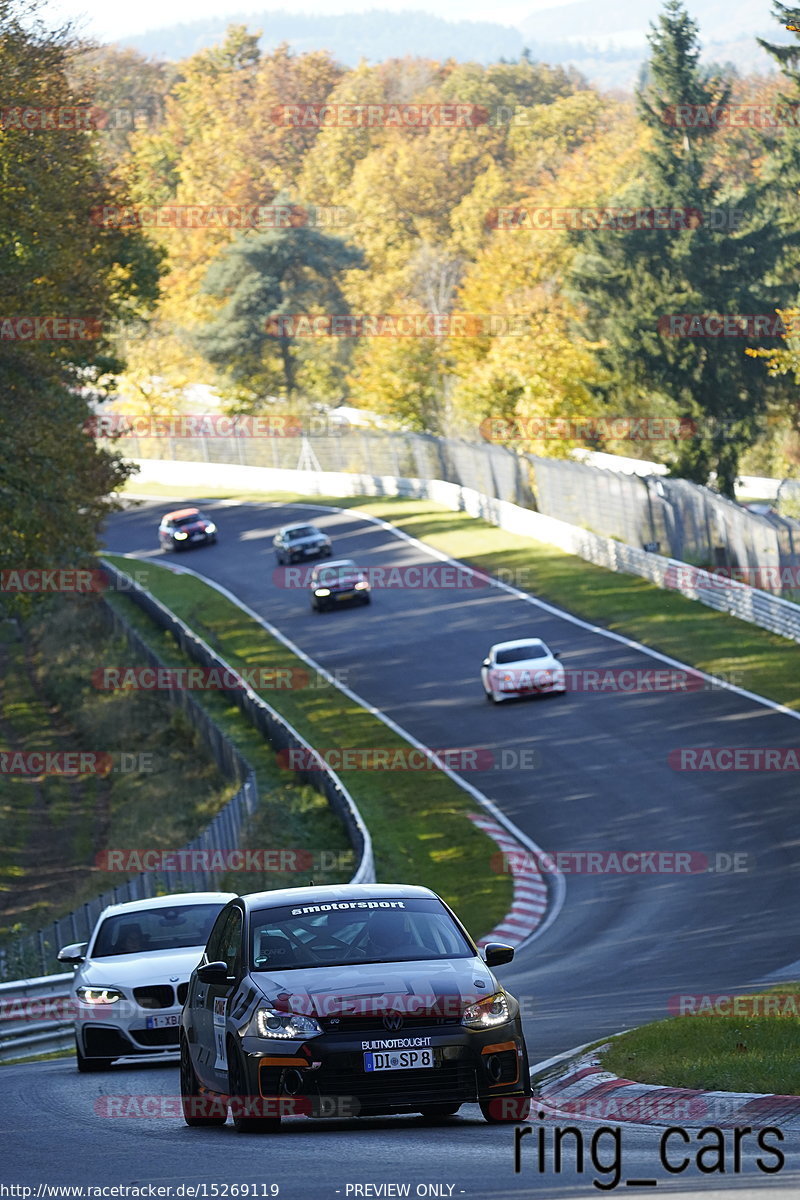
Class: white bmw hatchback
481,638,566,703
58,892,236,1072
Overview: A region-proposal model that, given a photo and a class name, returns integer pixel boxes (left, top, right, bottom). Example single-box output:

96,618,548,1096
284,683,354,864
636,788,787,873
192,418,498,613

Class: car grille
317,1062,476,1108
130,1027,181,1048
177,982,189,1005
319,1015,460,1033
259,1059,476,1109
134,985,176,1009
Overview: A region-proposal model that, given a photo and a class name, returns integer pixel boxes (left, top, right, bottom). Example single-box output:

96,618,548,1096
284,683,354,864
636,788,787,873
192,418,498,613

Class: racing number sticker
213,996,227,1071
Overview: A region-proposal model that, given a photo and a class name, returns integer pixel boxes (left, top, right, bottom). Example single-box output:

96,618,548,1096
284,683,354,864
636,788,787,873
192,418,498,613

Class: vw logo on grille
383,1012,404,1031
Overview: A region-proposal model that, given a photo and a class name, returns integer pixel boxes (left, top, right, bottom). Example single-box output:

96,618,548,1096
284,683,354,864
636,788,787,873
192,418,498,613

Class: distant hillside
118,10,526,66
519,0,774,43
116,3,794,88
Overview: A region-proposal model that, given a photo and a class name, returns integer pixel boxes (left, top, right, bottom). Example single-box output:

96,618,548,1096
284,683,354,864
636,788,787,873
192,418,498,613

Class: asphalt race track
6,496,800,1198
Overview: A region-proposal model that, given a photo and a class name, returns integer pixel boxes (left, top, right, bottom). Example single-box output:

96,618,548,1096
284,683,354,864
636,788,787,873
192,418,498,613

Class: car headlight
255,1009,323,1039
462,992,510,1029
173,531,188,540
315,588,331,597
204,522,216,534
354,580,369,590
76,987,124,1004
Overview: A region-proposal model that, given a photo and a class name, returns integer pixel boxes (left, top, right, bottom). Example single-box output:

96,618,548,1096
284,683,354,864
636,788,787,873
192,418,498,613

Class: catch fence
0,561,373,984
116,425,800,596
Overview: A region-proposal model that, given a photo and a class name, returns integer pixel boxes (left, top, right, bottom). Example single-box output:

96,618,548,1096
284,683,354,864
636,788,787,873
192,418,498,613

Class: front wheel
180,1039,226,1127
479,1095,531,1124
228,1040,281,1133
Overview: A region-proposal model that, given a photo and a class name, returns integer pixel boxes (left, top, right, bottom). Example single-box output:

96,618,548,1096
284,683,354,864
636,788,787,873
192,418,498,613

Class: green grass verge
120,483,800,710
98,591,354,897
102,554,513,941
0,1048,74,1067
346,497,800,711
0,601,236,947
601,984,800,1094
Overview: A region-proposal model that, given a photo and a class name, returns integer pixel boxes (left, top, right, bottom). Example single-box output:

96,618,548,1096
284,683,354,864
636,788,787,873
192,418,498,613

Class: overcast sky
42,0,565,44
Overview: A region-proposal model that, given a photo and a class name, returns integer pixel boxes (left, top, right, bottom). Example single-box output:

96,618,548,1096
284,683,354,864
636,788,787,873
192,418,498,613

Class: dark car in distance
158,508,218,551
273,523,332,565
309,559,371,612
179,884,531,1132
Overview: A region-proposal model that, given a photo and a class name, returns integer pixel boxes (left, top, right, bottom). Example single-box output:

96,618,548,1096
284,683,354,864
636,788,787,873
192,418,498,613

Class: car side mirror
483,942,515,967
197,960,234,985
482,658,491,668
57,942,88,964
553,651,561,659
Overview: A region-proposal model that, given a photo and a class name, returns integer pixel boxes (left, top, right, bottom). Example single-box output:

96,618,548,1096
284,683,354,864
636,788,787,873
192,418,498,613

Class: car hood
249,957,497,1018
494,654,560,673
77,946,206,988
316,574,364,589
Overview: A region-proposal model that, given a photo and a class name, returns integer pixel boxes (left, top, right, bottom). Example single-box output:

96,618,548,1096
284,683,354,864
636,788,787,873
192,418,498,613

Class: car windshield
91,903,226,957
495,643,549,664
286,526,319,540
313,561,358,582
172,513,202,526
250,897,473,970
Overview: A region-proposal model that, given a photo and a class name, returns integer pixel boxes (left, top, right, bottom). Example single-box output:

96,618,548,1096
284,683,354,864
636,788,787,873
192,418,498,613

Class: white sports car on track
481,638,565,703
58,891,236,1072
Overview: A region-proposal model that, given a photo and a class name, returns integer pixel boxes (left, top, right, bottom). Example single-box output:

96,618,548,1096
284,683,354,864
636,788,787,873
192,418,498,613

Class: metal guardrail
98,558,374,888
115,425,800,594
1,561,374,1053
0,973,75,1062
129,455,800,646
0,593,261,984
473,489,800,644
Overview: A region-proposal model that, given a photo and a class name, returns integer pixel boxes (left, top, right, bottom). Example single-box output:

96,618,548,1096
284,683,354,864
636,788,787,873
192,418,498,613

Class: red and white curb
468,813,549,947
533,1045,800,1129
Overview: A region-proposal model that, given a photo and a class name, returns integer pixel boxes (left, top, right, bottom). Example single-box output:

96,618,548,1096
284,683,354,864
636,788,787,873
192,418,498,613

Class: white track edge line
106,547,566,949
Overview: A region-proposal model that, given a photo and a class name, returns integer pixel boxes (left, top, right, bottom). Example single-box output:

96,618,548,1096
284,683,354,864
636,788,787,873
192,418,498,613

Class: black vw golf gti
180,884,531,1131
